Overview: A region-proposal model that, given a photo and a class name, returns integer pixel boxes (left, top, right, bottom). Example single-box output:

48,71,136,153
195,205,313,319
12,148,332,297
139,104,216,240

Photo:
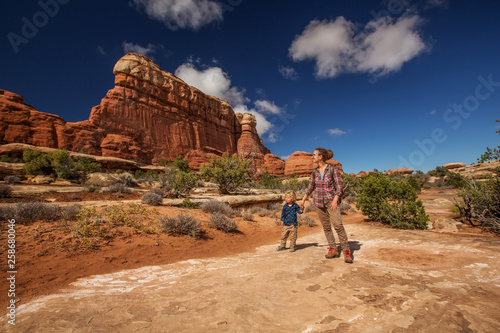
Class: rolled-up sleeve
305,172,316,197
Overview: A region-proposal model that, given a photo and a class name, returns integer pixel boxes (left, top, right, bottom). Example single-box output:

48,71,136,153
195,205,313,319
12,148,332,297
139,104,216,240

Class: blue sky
1,0,499,174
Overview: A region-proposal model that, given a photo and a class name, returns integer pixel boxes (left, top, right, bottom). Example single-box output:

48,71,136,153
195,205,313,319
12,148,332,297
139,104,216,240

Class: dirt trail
2,213,500,332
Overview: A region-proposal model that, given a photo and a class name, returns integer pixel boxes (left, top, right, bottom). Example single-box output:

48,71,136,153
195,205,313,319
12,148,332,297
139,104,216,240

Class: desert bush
407,176,421,192
200,200,234,216
444,172,469,189
281,175,310,193
200,154,253,194
158,166,178,188
102,205,134,226
339,202,355,215
1,202,76,223
258,172,282,189
182,197,198,209
356,173,429,229
106,183,131,194
173,171,198,195
304,204,316,213
0,184,13,198
1,155,10,163
209,212,239,233
157,212,203,238
84,184,101,193
117,172,136,187
4,176,21,184
249,206,271,217
141,192,163,206
241,210,254,221
268,202,283,211
149,188,164,197
455,178,500,234
299,215,317,227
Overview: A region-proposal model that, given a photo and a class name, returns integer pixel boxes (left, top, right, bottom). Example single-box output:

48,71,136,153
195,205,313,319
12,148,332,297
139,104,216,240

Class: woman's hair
284,190,297,202
315,147,334,162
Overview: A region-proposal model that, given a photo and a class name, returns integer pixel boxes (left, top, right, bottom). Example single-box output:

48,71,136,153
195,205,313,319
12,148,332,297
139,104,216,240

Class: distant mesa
443,162,466,170
385,168,414,175
0,53,341,177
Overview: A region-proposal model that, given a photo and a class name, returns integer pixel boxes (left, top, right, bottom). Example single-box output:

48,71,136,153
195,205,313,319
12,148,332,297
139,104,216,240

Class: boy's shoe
289,247,296,252
277,246,285,251
325,246,339,259
344,249,353,263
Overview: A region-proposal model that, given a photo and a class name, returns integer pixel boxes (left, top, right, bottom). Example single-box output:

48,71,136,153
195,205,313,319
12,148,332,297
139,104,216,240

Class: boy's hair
284,190,297,202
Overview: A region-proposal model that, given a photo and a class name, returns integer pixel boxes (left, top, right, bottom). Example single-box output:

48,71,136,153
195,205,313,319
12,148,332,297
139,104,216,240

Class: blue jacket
281,202,302,226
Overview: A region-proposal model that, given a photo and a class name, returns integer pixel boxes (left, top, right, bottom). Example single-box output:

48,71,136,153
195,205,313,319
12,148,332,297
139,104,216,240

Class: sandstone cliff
0,53,271,170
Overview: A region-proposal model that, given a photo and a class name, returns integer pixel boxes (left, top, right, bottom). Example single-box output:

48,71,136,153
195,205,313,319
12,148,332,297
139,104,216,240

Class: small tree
173,171,199,195
356,173,429,229
200,154,253,194
173,155,191,173
477,113,500,163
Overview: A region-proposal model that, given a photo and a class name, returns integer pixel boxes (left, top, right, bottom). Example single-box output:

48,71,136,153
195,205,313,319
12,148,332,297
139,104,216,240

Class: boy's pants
280,224,298,248
315,206,349,251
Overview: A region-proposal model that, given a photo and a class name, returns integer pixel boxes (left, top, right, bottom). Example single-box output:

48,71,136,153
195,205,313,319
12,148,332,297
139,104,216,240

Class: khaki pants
315,206,349,250
280,224,298,248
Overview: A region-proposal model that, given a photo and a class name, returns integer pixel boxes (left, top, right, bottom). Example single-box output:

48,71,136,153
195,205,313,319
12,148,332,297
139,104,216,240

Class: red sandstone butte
385,168,414,175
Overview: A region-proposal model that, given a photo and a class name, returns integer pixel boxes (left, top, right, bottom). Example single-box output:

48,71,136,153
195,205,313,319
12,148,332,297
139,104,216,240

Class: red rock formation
385,168,414,175
261,154,285,177
0,53,271,170
284,151,343,177
443,162,466,170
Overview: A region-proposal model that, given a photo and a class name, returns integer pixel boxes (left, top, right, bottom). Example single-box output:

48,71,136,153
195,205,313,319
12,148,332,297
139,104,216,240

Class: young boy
277,190,302,252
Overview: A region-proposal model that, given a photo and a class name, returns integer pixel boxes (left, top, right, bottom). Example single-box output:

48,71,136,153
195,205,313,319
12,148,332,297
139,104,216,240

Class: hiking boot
344,249,353,263
325,246,339,259
289,247,296,252
277,246,285,251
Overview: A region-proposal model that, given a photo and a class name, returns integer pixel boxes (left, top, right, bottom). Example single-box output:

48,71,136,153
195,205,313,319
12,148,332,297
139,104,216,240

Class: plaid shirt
305,164,343,208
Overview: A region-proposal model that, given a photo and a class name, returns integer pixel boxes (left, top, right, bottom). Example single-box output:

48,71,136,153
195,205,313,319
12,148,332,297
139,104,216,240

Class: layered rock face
0,53,270,169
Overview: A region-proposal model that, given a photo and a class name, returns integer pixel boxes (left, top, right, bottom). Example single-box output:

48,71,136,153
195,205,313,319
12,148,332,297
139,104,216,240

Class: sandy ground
1,188,499,332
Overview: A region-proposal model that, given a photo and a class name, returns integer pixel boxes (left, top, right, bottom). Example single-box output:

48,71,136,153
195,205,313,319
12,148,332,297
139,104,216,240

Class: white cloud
122,41,159,57
255,100,282,115
175,61,287,142
279,66,299,80
175,62,249,106
281,155,290,161
430,109,437,115
289,15,428,78
328,128,347,136
133,0,222,30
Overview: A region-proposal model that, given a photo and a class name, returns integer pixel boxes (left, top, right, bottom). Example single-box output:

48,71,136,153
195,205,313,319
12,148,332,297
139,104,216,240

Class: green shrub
428,166,450,178
281,175,310,193
407,175,421,192
200,154,253,194
141,192,163,206
173,171,198,194
342,173,362,198
1,155,10,163
182,197,198,209
356,173,429,229
74,157,100,175
0,184,13,198
258,172,281,189
200,200,234,216
173,155,191,173
157,212,203,238
445,172,469,189
209,212,239,232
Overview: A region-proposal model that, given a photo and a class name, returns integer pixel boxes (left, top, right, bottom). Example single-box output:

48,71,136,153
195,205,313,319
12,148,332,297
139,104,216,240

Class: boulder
433,218,464,233
86,173,122,187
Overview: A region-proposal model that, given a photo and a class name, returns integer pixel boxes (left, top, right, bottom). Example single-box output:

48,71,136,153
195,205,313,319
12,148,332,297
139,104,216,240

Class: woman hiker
299,147,353,263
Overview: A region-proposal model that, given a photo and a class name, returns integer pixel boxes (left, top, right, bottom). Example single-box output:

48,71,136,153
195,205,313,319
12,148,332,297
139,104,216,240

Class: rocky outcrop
385,168,414,175
443,162,466,170
284,151,343,177
0,53,270,170
449,160,500,179
261,154,285,177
